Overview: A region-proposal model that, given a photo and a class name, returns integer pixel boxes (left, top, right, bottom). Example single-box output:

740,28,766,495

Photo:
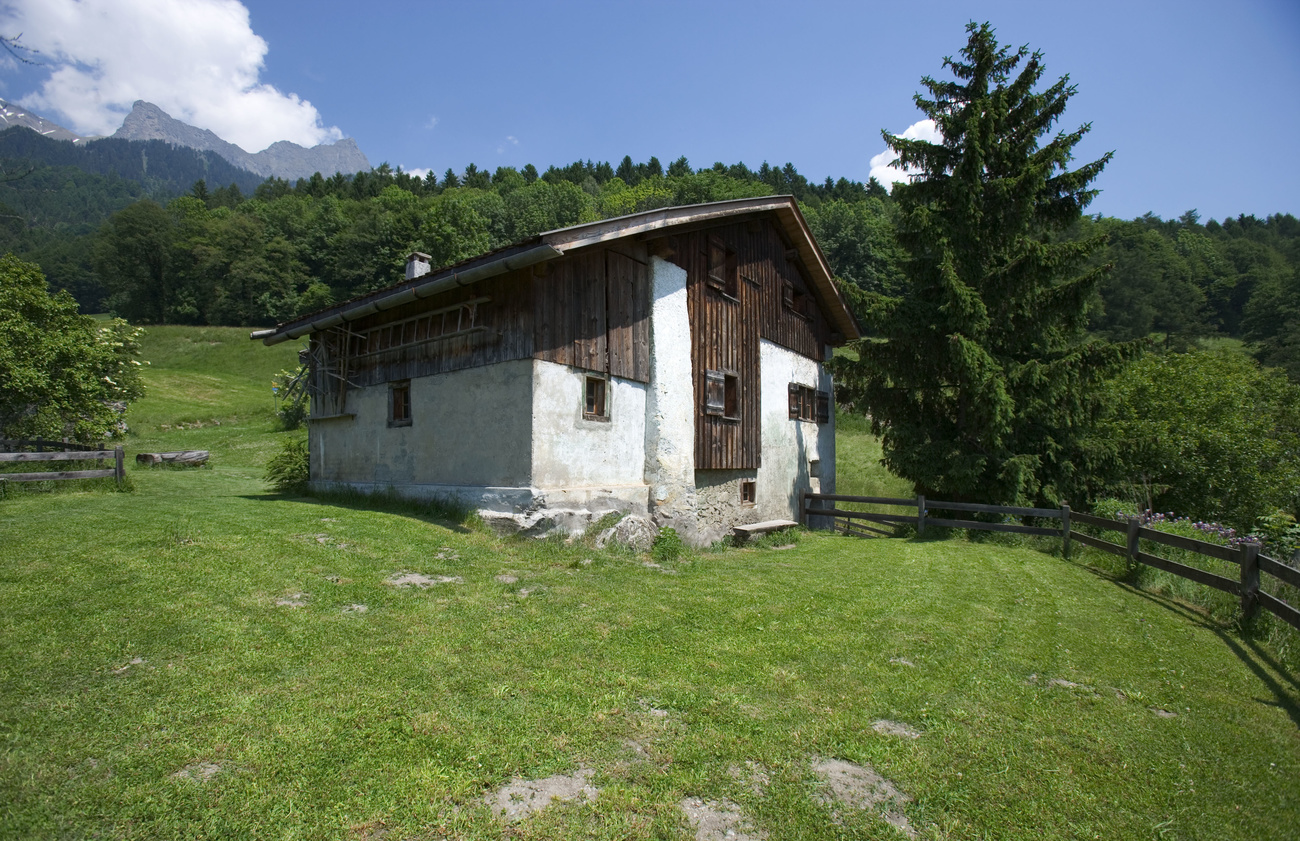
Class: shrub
264,438,309,494
651,526,686,564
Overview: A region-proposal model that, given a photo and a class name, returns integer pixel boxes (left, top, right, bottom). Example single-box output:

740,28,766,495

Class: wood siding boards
680,217,834,471
606,250,651,383
321,268,535,392
532,247,651,384
683,228,760,470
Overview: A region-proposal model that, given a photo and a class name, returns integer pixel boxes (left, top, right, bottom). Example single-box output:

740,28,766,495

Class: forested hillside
1,137,1296,380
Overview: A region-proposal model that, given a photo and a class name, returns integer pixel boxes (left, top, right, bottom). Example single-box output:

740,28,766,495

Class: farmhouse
251,196,859,544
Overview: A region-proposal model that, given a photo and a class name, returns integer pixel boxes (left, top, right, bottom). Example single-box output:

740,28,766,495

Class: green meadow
0,326,1296,840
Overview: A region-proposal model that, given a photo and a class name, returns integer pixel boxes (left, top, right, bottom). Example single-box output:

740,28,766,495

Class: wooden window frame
388,380,412,427
583,374,610,422
788,383,829,423
706,235,739,301
783,278,811,320
705,369,740,421
740,479,757,507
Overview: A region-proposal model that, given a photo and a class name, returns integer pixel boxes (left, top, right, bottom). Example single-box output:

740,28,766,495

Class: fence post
1060,503,1071,559
916,494,926,538
114,446,124,488
1126,517,1141,569
1239,541,1261,619
35,436,44,453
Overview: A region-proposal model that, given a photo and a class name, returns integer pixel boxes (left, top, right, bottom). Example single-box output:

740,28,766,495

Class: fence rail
0,446,124,488
802,492,1299,632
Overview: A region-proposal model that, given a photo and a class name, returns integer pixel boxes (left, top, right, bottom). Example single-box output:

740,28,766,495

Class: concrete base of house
307,480,652,538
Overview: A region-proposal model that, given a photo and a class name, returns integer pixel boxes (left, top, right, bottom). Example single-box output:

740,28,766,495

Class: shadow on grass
1115,581,1300,728
239,489,480,534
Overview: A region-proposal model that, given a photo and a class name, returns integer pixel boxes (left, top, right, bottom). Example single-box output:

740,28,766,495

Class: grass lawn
1,327,1297,840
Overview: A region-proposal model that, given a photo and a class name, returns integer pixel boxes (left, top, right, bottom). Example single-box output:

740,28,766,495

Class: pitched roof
251,195,859,346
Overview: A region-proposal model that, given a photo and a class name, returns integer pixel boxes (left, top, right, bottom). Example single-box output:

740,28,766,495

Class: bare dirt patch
495,574,519,584
172,761,222,782
383,572,462,589
727,761,771,796
889,657,916,668
1151,707,1178,718
342,603,368,614
275,592,309,608
484,767,598,822
812,757,915,838
872,719,923,739
112,657,145,674
680,797,767,841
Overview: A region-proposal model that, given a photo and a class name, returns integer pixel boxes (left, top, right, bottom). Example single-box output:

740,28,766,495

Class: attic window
783,280,810,318
584,375,609,421
788,383,829,423
707,235,738,299
389,380,412,427
705,370,740,420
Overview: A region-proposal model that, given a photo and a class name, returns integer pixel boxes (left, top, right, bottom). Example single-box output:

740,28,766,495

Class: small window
783,279,811,318
724,374,739,419
788,383,829,423
707,235,738,299
740,480,756,506
584,375,609,421
389,380,412,427
706,370,739,420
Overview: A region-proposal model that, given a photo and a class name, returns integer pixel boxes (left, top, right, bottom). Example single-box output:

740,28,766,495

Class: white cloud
495,135,519,155
424,116,438,130
403,167,431,180
0,0,342,152
869,119,941,187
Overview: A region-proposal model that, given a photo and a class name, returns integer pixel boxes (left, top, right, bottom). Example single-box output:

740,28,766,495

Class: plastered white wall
643,255,698,534
309,358,534,489
756,339,836,523
530,359,648,488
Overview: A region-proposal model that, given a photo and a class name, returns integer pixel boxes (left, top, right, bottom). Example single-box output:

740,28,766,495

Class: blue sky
2,0,1297,222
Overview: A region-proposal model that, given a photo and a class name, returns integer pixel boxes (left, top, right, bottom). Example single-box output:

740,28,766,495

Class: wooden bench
732,519,799,545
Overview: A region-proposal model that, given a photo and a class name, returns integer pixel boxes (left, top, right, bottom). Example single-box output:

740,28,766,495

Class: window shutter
816,390,830,423
708,236,727,289
782,280,794,310
789,383,800,419
705,370,726,416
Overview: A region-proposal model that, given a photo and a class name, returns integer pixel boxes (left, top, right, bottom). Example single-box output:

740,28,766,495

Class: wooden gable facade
305,244,652,418
652,215,833,471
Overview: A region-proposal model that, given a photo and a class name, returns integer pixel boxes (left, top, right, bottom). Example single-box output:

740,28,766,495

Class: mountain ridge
112,100,371,181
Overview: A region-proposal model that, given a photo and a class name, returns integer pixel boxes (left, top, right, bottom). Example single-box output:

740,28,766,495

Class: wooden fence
0,439,124,488
802,492,1300,631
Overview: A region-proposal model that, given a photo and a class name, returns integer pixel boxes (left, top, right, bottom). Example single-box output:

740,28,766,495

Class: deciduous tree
0,255,144,441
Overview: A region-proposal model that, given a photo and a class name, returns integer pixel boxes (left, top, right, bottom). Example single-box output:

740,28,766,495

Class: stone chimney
405,251,432,281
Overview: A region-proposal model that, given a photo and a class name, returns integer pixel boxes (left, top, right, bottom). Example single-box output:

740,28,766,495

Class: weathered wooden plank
838,519,894,537
0,450,116,462
803,507,916,524
1135,527,1237,562
3,469,117,482
136,450,209,466
1071,511,1127,531
1258,591,1300,632
927,499,1062,518
1072,531,1128,558
805,493,916,507
924,516,1060,537
1134,551,1239,593
1258,555,1300,590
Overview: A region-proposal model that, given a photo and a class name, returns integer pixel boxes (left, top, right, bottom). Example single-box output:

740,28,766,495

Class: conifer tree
836,22,1130,507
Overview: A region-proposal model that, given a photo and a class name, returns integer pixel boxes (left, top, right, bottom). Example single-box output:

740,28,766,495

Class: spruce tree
837,22,1130,507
